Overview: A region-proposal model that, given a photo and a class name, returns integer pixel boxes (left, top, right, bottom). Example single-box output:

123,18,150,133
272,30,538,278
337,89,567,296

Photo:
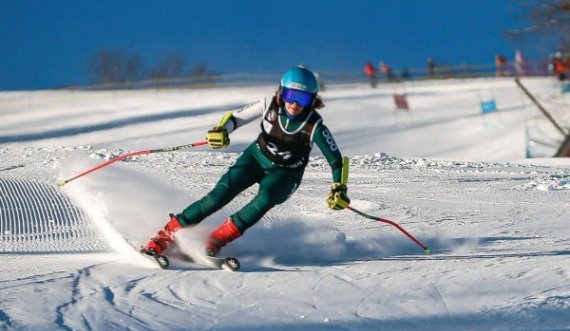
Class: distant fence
66,61,555,91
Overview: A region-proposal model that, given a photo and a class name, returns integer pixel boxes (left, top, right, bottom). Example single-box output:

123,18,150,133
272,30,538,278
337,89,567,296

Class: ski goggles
282,88,315,107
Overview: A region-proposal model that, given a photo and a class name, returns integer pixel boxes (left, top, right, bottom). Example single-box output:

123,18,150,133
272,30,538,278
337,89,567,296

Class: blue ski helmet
280,67,319,94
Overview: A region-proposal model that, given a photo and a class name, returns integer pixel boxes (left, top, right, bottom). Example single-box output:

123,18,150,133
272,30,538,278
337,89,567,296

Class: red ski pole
347,206,431,254
58,140,208,187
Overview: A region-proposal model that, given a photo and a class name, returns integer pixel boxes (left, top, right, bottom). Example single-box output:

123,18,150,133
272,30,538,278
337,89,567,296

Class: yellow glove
207,127,230,149
207,111,234,149
327,183,350,210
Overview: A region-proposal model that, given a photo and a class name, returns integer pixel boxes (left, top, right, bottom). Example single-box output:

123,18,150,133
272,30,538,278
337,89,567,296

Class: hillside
1,78,569,330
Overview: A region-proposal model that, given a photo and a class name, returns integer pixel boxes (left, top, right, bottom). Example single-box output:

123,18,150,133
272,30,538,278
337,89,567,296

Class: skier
143,66,350,258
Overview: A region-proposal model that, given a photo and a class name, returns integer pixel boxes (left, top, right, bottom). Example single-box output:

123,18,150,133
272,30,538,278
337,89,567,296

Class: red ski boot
143,214,183,255
205,218,241,257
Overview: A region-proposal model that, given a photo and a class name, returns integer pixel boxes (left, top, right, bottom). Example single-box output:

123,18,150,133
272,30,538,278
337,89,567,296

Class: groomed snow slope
0,77,569,330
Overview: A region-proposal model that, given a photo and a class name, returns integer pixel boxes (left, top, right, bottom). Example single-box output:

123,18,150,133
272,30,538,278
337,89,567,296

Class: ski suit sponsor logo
266,142,292,160
286,160,304,168
288,82,307,91
236,101,259,114
322,128,338,151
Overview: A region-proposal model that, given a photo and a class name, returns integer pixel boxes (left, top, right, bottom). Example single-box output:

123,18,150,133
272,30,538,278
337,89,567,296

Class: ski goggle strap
282,88,315,107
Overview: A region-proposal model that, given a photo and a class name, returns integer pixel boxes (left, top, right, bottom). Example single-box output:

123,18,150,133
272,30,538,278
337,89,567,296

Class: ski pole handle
58,140,208,187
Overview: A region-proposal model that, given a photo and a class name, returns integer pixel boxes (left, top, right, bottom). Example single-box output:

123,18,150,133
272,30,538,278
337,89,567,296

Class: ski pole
338,156,429,254
58,140,208,187
347,206,431,254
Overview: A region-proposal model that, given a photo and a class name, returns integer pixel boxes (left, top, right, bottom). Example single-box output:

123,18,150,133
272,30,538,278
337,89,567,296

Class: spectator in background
379,61,396,81
514,50,527,77
400,68,411,80
548,54,555,74
495,55,508,77
427,58,436,77
554,52,568,81
363,62,377,88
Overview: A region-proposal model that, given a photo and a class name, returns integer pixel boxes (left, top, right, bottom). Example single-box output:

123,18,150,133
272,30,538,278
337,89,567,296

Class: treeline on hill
88,48,215,87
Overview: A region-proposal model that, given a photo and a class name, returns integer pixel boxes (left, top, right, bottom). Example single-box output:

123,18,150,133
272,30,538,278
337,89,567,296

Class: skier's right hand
207,127,230,149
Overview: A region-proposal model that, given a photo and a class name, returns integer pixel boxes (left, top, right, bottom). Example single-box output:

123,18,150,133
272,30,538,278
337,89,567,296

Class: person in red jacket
554,57,567,81
363,62,377,88
495,55,508,77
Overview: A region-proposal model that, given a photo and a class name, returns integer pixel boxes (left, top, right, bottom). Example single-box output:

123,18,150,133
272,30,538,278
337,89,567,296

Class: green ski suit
176,96,343,233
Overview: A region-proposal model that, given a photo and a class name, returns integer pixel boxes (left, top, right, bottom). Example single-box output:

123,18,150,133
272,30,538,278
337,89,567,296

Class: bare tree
189,62,217,83
88,48,217,87
511,0,570,52
148,54,186,80
88,49,143,85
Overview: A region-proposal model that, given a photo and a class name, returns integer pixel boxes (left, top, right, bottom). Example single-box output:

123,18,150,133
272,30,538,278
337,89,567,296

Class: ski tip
424,247,431,255
57,180,66,187
140,248,170,269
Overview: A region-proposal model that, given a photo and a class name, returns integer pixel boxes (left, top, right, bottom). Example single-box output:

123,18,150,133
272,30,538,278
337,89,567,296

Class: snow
1,77,569,330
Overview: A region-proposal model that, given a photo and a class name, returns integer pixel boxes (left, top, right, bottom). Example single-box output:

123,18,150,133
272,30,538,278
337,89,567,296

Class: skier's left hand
327,183,350,210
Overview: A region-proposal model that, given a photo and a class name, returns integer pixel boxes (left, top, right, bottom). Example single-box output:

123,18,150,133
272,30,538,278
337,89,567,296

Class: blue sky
0,1,545,90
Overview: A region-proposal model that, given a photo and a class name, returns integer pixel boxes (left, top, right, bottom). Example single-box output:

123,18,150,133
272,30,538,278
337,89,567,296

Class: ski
139,248,170,269
171,247,240,271
171,238,241,271
139,246,240,271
